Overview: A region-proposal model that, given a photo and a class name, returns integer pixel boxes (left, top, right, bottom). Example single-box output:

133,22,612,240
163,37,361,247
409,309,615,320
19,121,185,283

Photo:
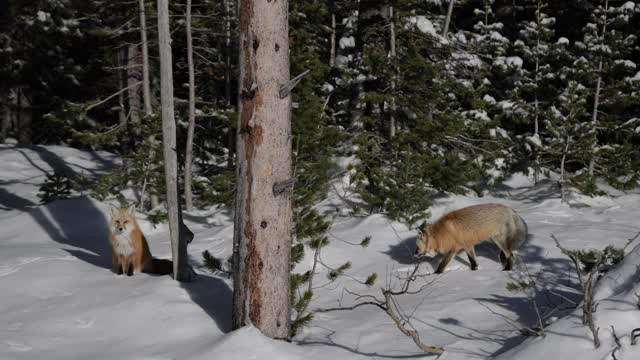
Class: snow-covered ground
1,144,639,359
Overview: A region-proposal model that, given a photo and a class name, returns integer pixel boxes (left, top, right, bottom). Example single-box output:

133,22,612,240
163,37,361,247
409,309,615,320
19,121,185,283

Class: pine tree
511,0,556,182
572,0,640,192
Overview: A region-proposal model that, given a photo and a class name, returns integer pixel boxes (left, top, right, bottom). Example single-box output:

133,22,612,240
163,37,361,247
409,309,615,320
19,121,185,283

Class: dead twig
611,325,621,360
314,262,444,355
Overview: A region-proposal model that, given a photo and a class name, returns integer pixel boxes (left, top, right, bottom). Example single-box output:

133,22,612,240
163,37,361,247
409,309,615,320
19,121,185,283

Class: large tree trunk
232,0,292,339
157,0,192,282
184,0,196,211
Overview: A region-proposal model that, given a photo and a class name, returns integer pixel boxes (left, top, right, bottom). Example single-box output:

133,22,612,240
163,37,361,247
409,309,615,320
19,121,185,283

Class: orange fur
108,205,172,276
416,203,527,273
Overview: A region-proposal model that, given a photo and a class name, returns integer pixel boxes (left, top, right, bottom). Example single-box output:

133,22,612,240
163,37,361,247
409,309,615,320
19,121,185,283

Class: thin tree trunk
560,139,569,203
139,0,152,115
117,47,128,128
138,0,157,210
232,0,292,339
184,0,196,211
329,0,336,67
1,100,9,142
443,0,455,38
532,0,541,184
387,0,396,139
157,0,191,282
224,0,233,108
225,0,235,168
589,0,608,177
16,88,32,144
127,43,142,130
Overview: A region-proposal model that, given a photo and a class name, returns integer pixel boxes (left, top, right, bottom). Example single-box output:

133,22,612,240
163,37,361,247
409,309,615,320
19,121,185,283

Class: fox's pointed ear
110,206,118,217
127,204,136,216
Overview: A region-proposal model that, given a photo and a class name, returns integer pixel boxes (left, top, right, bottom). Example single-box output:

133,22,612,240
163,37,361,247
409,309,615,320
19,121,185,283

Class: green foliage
38,171,72,204
360,235,371,248
506,280,535,292
574,246,624,273
364,273,377,287
290,243,305,268
147,210,168,226
202,250,223,272
202,250,232,276
195,170,235,207
328,261,352,281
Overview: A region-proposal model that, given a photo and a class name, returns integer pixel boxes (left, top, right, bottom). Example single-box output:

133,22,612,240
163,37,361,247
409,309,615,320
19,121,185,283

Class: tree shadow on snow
180,268,233,333
299,329,439,359
418,317,523,358
0,146,114,270
1,146,235,333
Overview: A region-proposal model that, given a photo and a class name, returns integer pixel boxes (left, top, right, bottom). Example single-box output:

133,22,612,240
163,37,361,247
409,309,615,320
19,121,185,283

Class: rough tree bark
232,0,292,339
184,0,196,211
157,0,192,282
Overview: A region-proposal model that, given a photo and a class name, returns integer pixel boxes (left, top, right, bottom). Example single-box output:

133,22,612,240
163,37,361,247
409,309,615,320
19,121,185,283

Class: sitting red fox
415,203,527,274
109,205,172,276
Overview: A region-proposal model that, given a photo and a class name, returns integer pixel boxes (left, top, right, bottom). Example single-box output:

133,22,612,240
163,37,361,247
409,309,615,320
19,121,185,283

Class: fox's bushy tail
148,258,173,275
513,212,528,250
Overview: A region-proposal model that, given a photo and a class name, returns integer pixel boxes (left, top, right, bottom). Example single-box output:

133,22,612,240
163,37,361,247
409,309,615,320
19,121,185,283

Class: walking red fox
108,205,172,276
415,203,527,273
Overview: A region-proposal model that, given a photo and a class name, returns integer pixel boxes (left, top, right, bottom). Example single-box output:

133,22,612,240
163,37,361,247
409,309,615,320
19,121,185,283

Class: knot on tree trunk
272,178,295,197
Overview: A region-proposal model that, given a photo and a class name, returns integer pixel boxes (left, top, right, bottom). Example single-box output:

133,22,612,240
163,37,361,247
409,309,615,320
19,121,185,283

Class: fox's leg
493,235,513,270
118,256,129,276
435,251,456,274
502,253,513,271
465,247,478,271
499,251,507,265
499,245,514,271
125,258,134,276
